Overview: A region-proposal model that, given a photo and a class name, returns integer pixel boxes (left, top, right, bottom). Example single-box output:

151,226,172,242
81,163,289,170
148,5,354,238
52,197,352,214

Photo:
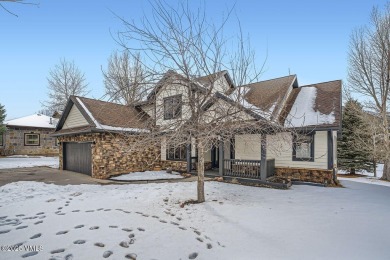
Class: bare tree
102,51,149,105
348,3,390,180
43,58,89,114
112,0,294,203
0,0,39,17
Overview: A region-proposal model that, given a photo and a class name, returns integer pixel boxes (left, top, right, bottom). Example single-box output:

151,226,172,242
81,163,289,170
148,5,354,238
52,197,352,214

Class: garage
63,142,92,175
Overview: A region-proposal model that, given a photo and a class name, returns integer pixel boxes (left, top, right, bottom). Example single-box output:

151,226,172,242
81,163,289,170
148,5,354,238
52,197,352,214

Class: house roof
234,75,298,120
54,96,150,136
281,80,342,129
5,114,58,129
145,70,231,102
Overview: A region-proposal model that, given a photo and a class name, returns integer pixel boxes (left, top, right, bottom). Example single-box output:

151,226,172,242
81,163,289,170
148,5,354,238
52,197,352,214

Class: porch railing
223,159,261,179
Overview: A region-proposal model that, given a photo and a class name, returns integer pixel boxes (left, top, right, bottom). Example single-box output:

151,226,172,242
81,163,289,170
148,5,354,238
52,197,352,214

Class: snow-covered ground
0,180,389,259
0,156,59,169
338,164,390,187
111,171,183,181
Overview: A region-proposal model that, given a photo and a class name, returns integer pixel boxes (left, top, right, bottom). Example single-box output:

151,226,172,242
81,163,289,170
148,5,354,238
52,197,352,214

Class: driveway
0,167,112,186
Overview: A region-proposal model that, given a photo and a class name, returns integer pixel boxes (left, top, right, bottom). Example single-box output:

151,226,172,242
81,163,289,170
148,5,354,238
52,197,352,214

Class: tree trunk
197,142,205,203
381,159,390,181
373,160,377,178
350,168,355,175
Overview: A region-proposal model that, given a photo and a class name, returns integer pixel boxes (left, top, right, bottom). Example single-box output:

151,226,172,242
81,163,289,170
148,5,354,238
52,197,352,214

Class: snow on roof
285,86,335,127
5,114,58,129
227,88,274,120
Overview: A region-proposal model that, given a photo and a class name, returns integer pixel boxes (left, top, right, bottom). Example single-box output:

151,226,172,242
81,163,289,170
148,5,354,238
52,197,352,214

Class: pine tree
338,99,374,174
0,103,6,134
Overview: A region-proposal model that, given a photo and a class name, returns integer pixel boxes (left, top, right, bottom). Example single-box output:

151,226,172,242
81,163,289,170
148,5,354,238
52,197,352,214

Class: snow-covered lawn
111,171,183,181
0,180,389,259
0,156,59,169
338,164,390,187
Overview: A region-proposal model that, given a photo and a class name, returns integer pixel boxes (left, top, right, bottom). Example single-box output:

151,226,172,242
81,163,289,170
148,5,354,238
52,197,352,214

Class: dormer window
164,95,182,120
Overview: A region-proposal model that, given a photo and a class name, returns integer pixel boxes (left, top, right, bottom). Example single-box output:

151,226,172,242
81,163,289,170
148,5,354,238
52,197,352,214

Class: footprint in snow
16,225,28,230
50,248,65,254
30,233,41,239
103,209,111,211
0,229,11,234
179,226,187,230
72,210,80,212
137,228,145,232
152,215,159,219
58,207,63,210
90,226,99,230
170,222,179,226
176,217,182,221
16,214,25,217
85,210,94,212
74,225,84,229
56,230,69,235
34,221,43,225
73,240,86,244
122,228,132,232
94,242,105,247
206,243,212,249
128,233,135,238
97,208,104,211
64,204,69,207
159,220,167,223
196,237,203,242
21,251,38,258
189,252,198,259
103,250,113,258
64,254,73,260
46,199,56,202
57,213,66,216
36,212,44,215
119,241,129,248
38,215,45,219
109,225,118,228
123,211,131,213
194,230,201,235
125,253,137,259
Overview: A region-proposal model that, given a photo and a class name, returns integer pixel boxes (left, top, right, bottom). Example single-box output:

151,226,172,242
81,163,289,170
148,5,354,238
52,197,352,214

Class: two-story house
53,70,341,184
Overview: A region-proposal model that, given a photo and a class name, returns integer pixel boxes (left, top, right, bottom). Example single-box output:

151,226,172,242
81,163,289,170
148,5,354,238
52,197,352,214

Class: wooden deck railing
223,159,261,179
223,158,275,180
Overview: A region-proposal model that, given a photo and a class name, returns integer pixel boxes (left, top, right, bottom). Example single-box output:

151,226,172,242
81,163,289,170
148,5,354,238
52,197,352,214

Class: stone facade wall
58,133,161,179
275,167,335,185
0,127,58,156
160,160,213,173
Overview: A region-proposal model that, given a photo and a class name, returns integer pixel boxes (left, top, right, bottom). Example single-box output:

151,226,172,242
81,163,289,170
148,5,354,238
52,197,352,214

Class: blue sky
0,0,387,120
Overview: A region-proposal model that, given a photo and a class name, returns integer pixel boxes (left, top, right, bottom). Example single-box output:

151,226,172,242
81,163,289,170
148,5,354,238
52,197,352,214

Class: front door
211,145,219,168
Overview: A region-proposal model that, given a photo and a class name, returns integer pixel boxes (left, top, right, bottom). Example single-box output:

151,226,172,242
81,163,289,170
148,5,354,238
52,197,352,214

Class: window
293,133,314,161
24,133,40,146
166,143,187,161
0,133,3,146
164,95,182,120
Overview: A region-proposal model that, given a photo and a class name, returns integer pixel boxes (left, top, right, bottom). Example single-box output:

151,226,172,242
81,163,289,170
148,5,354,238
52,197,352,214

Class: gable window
164,95,182,120
0,133,3,146
166,142,187,161
293,133,314,161
24,133,40,146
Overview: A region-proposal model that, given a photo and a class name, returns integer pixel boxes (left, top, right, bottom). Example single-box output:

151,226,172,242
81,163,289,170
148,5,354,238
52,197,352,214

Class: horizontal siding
268,131,328,169
62,105,89,130
333,130,338,167
235,134,261,160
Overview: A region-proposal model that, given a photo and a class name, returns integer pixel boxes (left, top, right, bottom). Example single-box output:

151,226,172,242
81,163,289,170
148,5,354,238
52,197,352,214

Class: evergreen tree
338,99,374,174
0,103,6,134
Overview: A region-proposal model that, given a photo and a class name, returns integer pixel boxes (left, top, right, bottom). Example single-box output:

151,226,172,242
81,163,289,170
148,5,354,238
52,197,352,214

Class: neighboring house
54,71,341,185
0,114,59,156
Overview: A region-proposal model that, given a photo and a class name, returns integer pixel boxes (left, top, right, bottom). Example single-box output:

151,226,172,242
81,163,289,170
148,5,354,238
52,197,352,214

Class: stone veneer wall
58,133,161,179
275,167,335,184
160,160,213,173
0,127,58,155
